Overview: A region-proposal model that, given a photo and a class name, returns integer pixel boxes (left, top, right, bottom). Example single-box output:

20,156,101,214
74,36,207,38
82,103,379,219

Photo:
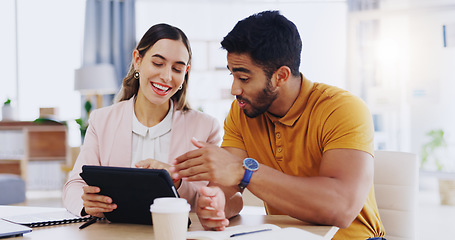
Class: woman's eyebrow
152,54,187,66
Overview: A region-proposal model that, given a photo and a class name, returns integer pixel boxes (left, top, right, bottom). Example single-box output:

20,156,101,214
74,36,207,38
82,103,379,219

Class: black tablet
80,165,179,225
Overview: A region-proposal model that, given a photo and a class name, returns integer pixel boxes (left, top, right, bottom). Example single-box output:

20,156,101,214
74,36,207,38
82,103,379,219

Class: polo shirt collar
266,74,313,126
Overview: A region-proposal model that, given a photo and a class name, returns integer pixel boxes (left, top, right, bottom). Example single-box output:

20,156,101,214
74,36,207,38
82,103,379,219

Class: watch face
244,158,259,171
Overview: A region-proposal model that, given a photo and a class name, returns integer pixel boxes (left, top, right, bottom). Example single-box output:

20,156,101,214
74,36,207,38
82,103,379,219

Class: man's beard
238,78,278,118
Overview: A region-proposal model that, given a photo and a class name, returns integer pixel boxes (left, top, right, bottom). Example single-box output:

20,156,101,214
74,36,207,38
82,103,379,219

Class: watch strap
239,169,253,190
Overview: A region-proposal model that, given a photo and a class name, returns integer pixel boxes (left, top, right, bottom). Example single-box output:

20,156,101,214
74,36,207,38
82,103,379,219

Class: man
170,10,385,240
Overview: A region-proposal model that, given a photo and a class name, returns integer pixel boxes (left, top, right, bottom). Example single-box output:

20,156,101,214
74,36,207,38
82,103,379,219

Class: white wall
346,4,413,151
408,3,455,170
0,0,16,105
346,0,455,169
15,0,85,122
0,0,85,122
0,0,85,147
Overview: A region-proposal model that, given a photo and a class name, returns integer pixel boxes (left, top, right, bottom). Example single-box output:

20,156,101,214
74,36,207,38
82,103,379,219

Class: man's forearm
248,169,359,228
246,149,373,228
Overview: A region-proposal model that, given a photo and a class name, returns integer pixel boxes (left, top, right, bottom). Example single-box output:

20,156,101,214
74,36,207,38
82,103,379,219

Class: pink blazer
63,98,222,216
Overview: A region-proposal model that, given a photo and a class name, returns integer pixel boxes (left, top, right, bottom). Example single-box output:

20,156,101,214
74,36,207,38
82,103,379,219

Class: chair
373,151,419,240
0,174,25,205
61,146,81,181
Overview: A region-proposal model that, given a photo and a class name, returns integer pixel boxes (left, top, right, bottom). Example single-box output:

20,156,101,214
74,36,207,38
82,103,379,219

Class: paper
187,224,324,240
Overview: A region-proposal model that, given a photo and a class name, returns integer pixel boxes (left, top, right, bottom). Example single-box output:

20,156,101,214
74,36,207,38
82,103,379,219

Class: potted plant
2,98,14,121
421,129,448,171
420,129,455,205
75,100,92,142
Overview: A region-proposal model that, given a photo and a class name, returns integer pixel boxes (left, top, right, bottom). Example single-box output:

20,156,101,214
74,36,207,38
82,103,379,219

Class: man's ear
274,66,291,87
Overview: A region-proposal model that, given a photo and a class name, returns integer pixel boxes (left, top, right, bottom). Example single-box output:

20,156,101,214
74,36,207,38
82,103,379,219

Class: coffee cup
150,197,190,240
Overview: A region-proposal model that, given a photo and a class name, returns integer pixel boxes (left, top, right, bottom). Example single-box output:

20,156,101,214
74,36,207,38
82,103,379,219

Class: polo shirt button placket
275,126,284,162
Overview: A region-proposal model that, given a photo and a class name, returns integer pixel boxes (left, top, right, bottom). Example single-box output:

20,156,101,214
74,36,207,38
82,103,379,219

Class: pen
79,217,98,230
230,228,273,238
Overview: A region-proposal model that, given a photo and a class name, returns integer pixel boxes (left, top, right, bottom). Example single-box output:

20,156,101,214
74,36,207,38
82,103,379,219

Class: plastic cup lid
150,197,190,213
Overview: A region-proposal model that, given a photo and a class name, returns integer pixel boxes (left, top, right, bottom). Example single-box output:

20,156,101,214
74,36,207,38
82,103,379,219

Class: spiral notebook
2,209,91,227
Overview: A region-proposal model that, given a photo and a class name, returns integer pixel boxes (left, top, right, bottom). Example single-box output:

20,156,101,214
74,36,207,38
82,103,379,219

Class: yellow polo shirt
222,75,385,240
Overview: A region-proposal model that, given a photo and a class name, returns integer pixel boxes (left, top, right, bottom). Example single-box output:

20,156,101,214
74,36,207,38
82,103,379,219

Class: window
0,0,85,146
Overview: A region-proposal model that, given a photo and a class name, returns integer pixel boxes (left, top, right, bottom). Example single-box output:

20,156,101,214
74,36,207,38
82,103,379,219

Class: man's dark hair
221,10,302,78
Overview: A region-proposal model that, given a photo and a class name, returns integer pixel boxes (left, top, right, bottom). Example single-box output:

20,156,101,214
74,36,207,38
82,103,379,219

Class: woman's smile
150,82,172,96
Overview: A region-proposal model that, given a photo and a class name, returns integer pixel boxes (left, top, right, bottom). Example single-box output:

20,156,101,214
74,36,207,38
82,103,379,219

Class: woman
63,23,221,218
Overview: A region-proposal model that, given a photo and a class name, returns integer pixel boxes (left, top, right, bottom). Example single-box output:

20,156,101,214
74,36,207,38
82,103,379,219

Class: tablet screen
80,165,179,225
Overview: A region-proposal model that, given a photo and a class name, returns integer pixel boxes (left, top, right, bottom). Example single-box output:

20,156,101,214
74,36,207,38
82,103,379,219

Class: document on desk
187,224,325,240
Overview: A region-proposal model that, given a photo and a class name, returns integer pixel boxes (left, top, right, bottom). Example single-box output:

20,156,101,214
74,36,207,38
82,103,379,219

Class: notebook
0,219,32,238
186,224,326,240
2,208,91,227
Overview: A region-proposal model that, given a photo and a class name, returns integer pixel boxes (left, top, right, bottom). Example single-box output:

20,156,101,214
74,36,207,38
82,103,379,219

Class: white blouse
131,102,173,167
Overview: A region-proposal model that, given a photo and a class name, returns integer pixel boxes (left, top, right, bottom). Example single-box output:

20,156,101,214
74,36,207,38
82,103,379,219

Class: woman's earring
178,85,183,90
134,71,140,79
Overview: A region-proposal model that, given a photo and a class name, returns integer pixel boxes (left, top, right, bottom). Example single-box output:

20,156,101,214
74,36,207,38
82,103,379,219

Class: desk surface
0,206,338,240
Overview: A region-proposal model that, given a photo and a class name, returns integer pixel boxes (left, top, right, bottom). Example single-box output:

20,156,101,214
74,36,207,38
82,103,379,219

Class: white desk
0,206,338,240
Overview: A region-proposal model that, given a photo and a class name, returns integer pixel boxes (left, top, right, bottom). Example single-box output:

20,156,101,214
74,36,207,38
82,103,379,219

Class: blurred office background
2,0,455,157
1,0,455,238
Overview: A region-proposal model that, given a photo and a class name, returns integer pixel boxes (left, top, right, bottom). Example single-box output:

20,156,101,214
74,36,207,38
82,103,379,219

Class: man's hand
135,158,181,188
135,158,172,174
81,185,117,218
196,186,230,231
170,138,244,186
